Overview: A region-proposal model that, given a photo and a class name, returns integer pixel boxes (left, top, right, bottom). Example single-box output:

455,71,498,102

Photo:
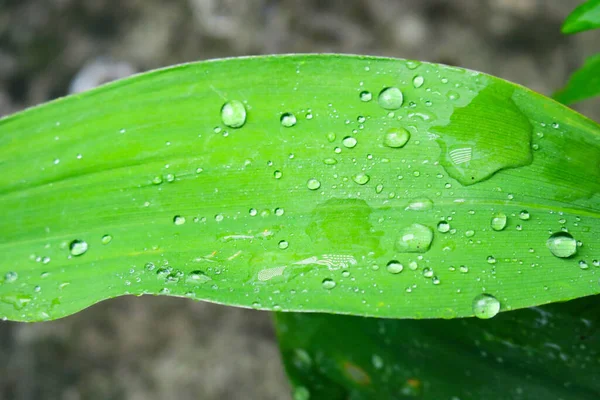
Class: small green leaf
561,0,600,34
0,55,599,322
275,296,600,400
554,53,600,104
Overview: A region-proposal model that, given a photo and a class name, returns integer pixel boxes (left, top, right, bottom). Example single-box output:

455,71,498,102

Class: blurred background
0,0,598,399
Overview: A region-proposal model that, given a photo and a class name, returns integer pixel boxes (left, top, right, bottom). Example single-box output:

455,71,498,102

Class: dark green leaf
562,0,600,34
554,53,600,104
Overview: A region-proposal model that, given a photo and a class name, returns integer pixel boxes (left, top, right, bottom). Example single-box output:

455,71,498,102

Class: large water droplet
412,75,424,88
437,221,450,233
307,178,321,190
220,100,247,128
546,232,577,258
280,112,297,127
383,127,410,148
386,260,404,274
342,136,357,148
69,240,88,256
472,294,500,319
491,213,507,231
352,172,370,185
322,278,337,290
378,87,404,110
394,224,433,253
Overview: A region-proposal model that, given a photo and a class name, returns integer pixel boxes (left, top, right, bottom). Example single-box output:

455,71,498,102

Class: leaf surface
0,54,599,322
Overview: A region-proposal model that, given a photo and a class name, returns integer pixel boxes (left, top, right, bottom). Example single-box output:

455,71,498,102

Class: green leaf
554,53,600,104
275,296,600,400
562,0,600,34
1,54,599,322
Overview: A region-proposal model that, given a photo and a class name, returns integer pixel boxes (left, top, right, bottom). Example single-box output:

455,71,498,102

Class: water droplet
307,178,321,190
394,224,433,253
378,87,404,110
359,90,372,102
372,354,384,369
437,221,450,233
274,170,283,179
465,230,475,238
546,232,577,258
69,240,88,256
422,267,434,278
491,213,507,231
459,265,469,273
326,132,336,142
278,240,289,250
293,386,311,400
186,270,211,283
280,112,297,127
322,278,336,290
386,260,404,274
375,184,384,194
275,207,285,216
101,234,113,245
519,210,530,220
220,100,247,128
352,172,370,185
323,158,337,165
152,175,163,185
487,256,496,264
4,271,18,283
173,215,186,225
579,260,589,270
412,75,424,88
249,208,258,216
406,198,433,211
383,127,410,148
215,214,224,222
406,60,421,70
472,294,501,319
342,136,357,148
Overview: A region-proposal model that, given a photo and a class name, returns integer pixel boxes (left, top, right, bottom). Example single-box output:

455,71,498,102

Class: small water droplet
307,178,321,190
395,224,433,253
152,175,163,185
386,260,404,274
69,240,88,256
437,221,450,233
220,100,247,128
186,270,211,283
322,278,337,290
383,127,410,148
274,170,283,179
375,184,384,193
491,213,507,231
487,256,496,264
278,240,289,250
275,208,285,216
359,90,372,102
352,172,370,185
465,230,475,238
173,215,186,225
326,132,336,142
101,234,112,245
215,214,224,222
249,208,258,216
406,198,433,211
412,75,424,88
472,294,500,319
342,136,357,148
4,271,18,283
579,260,589,270
280,112,297,127
546,232,577,258
378,87,404,110
422,267,434,278
459,265,469,273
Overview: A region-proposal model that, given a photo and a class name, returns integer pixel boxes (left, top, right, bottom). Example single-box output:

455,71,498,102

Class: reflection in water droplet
395,224,433,253
307,179,321,190
491,213,507,231
220,100,247,128
101,234,113,245
322,278,337,290
386,260,403,274
472,294,501,319
342,136,357,148
546,232,577,258
378,87,404,110
359,91,372,102
173,215,186,225
280,112,297,127
352,172,370,185
437,221,450,233
383,127,410,148
69,240,88,256
412,75,424,88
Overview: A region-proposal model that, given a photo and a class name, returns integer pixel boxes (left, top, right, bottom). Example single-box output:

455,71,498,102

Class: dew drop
472,294,501,319
579,260,589,270
519,210,530,220
406,198,433,211
491,213,507,231
307,178,321,190
101,234,113,245
437,221,450,233
342,136,358,148
186,270,211,283
383,127,410,148
422,267,434,278
275,207,285,216
69,240,88,256
173,215,186,225
386,260,404,274
220,100,247,128
394,223,433,253
359,91,372,102
378,87,404,110
375,184,384,194
412,75,424,88
352,172,370,185
322,278,337,290
280,112,297,127
278,240,289,250
546,232,577,258
4,271,18,283
274,170,283,179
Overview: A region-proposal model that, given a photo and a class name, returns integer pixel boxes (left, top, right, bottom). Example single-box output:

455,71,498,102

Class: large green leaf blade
0,54,599,322
275,297,600,400
561,0,600,34
554,53,600,104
